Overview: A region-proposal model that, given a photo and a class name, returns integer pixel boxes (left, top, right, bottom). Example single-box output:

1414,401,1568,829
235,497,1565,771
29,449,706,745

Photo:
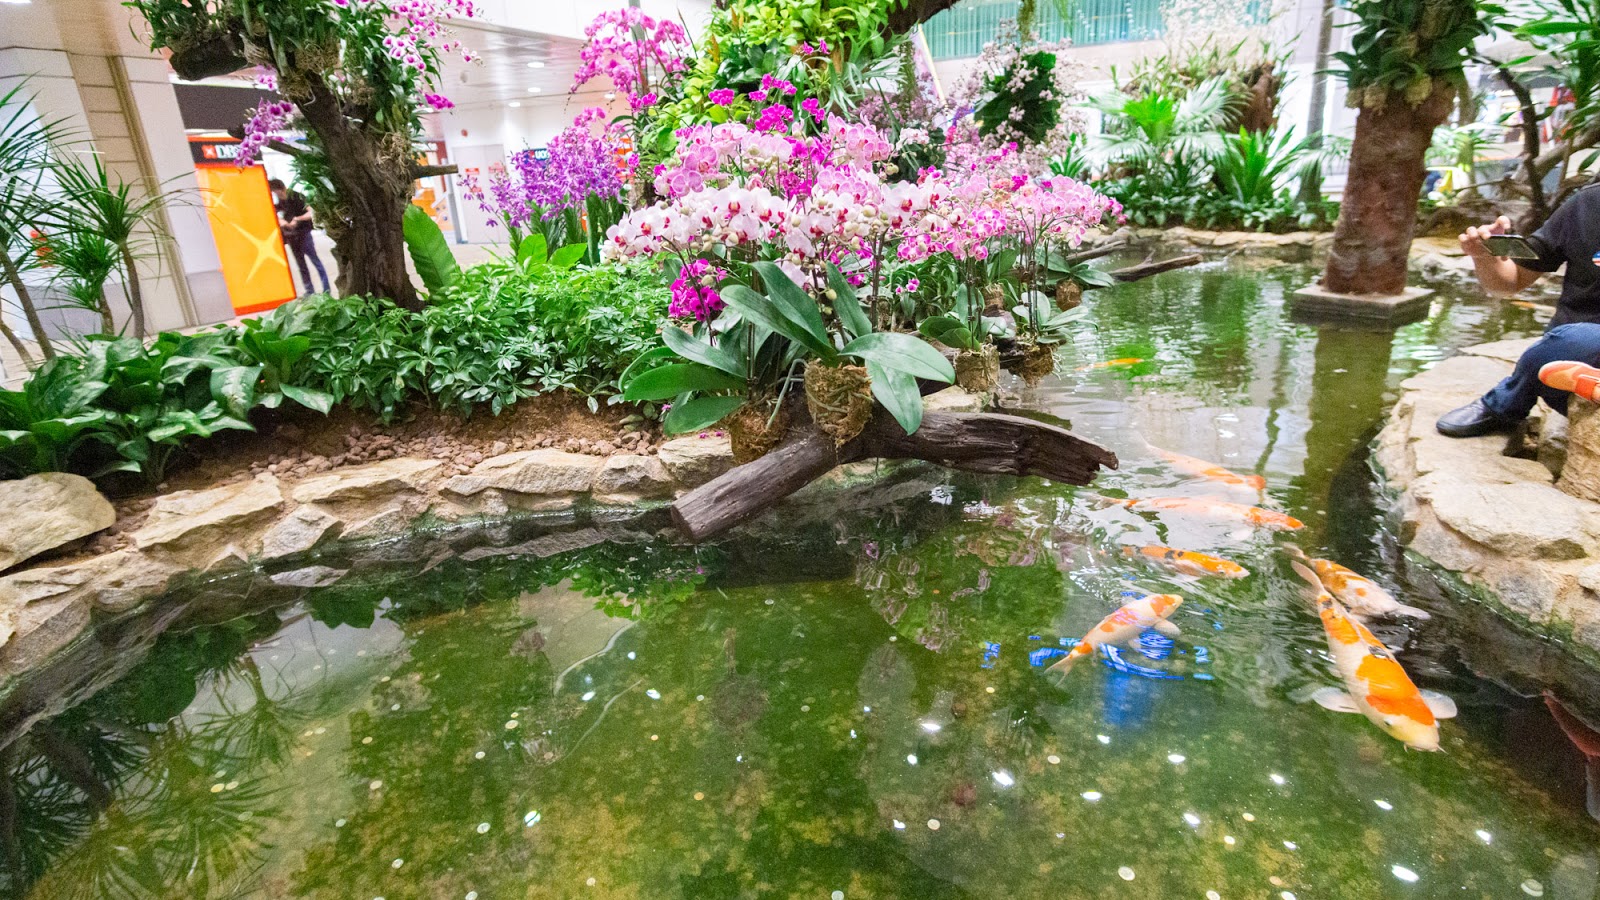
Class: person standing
269,178,331,297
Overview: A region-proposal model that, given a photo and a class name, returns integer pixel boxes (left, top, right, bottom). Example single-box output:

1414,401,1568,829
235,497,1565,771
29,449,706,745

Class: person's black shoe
1435,399,1519,438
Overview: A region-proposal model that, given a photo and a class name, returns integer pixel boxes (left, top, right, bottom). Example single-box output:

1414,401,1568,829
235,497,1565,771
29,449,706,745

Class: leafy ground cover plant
284,258,669,422
0,327,332,484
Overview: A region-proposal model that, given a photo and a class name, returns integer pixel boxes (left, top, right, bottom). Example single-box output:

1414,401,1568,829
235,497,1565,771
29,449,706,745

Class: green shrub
287,258,669,421
0,329,333,484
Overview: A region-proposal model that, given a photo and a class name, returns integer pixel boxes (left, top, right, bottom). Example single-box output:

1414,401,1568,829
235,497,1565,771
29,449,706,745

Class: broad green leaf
549,243,586,270
866,361,923,436
826,264,872,339
622,362,745,402
403,205,462,294
751,262,832,351
210,365,262,418
722,284,834,358
618,346,679,388
516,232,548,267
663,395,744,434
281,384,336,415
842,332,955,383
662,326,745,378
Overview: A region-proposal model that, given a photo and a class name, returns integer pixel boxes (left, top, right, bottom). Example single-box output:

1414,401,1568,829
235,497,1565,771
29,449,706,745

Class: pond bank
0,389,984,689
1376,339,1600,661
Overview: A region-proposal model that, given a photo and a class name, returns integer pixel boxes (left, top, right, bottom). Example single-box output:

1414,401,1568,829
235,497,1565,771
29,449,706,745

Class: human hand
1460,215,1511,259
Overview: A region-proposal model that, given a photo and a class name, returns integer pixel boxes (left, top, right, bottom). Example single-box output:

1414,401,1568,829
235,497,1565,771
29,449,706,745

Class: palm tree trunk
0,250,51,361
1323,87,1455,295
117,243,145,339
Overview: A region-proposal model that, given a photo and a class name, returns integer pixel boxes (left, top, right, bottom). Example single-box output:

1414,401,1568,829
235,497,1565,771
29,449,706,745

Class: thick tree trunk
294,74,420,312
671,407,1117,541
886,0,963,33
1323,87,1455,295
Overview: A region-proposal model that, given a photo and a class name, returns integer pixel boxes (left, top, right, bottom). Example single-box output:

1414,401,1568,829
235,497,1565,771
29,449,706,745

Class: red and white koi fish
1075,357,1145,372
1047,593,1183,676
1111,496,1305,531
1309,558,1430,620
1291,560,1455,751
1155,449,1267,491
1122,545,1249,579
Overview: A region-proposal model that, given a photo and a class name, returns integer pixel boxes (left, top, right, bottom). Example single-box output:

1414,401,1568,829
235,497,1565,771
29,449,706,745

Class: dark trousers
1481,323,1600,419
287,230,330,295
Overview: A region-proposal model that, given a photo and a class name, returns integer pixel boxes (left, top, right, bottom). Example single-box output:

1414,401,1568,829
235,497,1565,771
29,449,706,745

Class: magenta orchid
571,7,691,111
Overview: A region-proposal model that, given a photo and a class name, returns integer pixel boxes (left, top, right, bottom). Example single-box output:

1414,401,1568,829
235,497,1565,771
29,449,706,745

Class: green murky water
7,258,1600,899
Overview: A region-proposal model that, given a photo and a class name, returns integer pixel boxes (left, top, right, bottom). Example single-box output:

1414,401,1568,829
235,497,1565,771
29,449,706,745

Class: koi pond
8,257,1600,899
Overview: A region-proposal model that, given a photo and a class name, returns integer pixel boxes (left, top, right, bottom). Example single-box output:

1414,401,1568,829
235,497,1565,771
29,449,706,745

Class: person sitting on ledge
1437,188,1600,438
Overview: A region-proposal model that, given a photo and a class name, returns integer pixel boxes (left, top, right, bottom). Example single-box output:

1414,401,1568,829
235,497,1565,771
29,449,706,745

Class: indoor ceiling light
509,101,522,107
526,61,545,69
527,86,542,93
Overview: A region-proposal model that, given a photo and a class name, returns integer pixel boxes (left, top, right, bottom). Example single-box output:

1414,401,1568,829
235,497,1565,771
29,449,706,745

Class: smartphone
1484,234,1542,261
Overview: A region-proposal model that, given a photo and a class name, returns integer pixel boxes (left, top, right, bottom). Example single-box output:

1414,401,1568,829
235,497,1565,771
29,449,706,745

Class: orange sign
193,156,296,315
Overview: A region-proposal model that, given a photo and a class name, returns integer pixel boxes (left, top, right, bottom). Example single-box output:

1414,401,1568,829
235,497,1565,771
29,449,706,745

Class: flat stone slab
444,450,604,497
1290,284,1435,325
1463,338,1538,366
133,475,284,550
0,473,115,573
291,458,444,504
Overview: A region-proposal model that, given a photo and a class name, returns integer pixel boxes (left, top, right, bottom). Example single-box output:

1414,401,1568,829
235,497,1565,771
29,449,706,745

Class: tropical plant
1475,0,1600,230
46,152,177,340
0,81,68,365
287,257,670,421
0,323,333,483
126,0,478,311
1322,0,1489,294
401,205,461,296
1091,76,1236,174
624,262,954,436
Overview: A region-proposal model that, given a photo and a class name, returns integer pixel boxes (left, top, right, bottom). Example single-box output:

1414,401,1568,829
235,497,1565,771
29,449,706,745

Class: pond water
7,257,1600,899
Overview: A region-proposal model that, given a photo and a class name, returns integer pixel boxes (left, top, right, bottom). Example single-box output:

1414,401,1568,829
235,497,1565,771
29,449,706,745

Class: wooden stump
670,408,1117,541
1559,397,1600,504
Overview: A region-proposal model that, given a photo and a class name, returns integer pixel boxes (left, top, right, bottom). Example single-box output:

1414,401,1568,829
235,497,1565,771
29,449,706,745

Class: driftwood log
1107,254,1204,281
671,408,1117,541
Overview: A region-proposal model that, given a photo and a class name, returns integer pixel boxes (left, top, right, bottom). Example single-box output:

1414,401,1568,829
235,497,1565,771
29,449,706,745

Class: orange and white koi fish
1291,560,1455,751
1122,545,1250,579
1111,497,1305,532
1309,558,1430,620
1155,448,1267,491
1047,593,1183,675
1075,357,1145,372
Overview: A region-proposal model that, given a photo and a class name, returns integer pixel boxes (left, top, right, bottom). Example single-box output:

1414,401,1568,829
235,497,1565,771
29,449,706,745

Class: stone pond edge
0,388,986,688
1372,341,1600,665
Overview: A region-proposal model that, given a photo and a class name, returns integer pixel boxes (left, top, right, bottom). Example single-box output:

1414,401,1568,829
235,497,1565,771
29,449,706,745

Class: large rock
291,457,444,504
0,593,89,676
0,473,115,573
270,565,348,589
1424,480,1599,561
1462,338,1538,366
923,386,984,414
1560,398,1600,504
261,507,343,560
132,475,284,552
1399,354,1514,401
444,450,603,497
657,436,735,487
593,455,674,500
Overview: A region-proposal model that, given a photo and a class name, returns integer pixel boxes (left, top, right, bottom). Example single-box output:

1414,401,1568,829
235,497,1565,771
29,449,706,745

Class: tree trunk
291,74,421,312
671,407,1117,541
0,251,50,362
118,244,146,339
1322,87,1455,295
886,0,963,33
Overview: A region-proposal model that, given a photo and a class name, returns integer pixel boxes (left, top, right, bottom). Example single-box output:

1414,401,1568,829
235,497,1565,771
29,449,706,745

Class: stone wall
0,390,986,689
1375,340,1600,657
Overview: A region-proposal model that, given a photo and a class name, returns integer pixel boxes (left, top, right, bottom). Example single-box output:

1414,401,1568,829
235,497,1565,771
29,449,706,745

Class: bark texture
671,407,1117,541
1323,87,1455,295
